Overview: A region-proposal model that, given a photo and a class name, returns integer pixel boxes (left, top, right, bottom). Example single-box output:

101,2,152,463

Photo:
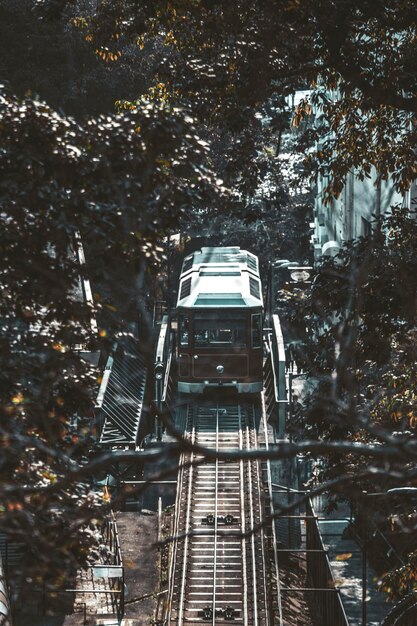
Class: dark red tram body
176,247,263,393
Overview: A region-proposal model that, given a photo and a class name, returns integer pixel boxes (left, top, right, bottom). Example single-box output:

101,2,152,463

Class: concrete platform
116,512,159,625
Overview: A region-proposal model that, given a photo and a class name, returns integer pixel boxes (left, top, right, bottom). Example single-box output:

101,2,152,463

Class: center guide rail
166,399,274,625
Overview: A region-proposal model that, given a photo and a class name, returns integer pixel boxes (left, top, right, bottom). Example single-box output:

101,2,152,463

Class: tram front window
194,318,246,347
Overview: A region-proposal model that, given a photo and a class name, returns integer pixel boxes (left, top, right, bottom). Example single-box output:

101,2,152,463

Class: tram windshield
194,317,246,347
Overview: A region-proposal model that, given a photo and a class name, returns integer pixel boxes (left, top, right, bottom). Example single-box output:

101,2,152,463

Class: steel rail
166,407,189,624
211,404,219,626
167,400,272,624
178,407,196,626
239,408,249,626
245,410,259,626
251,404,271,626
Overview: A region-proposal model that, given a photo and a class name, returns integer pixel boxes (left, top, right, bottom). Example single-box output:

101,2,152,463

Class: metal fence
102,511,124,619
305,499,350,626
270,483,350,626
46,512,125,621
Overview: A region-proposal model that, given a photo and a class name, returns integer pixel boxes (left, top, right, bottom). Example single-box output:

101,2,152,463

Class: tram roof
177,246,263,309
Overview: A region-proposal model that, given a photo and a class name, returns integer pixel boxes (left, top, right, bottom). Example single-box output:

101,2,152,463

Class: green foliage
0,84,218,580
309,208,417,366
0,0,162,117
75,0,417,195
296,208,417,490
3,0,417,601
380,550,417,601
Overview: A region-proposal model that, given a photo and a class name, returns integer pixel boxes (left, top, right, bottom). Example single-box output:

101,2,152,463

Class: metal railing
96,336,148,448
269,487,350,625
20,512,125,622
305,499,350,626
153,300,168,327
154,315,176,437
63,512,124,621
263,314,286,437
261,398,284,625
103,511,125,619
263,347,277,423
382,592,417,626
0,553,12,626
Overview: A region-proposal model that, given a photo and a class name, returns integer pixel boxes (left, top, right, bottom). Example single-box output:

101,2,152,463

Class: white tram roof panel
180,246,260,275
177,246,263,308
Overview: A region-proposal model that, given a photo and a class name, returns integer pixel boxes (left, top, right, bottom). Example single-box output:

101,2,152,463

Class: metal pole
154,359,164,440
362,540,367,626
43,582,46,615
167,234,172,309
158,497,162,545
287,373,294,546
268,261,272,325
158,376,163,440
288,371,293,439
120,568,125,621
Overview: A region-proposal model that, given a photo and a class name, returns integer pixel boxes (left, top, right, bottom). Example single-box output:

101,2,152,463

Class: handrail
161,351,173,405
261,394,284,625
268,335,279,404
154,315,173,411
95,355,113,415
272,315,286,437
74,230,98,335
155,315,169,365
263,314,287,436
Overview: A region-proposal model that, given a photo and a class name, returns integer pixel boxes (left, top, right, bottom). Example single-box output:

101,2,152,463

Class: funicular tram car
176,246,263,393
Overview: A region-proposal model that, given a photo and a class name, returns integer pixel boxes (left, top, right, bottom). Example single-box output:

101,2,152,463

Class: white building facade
311,168,405,260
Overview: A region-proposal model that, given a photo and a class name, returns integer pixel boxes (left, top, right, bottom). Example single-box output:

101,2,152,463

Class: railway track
166,401,274,625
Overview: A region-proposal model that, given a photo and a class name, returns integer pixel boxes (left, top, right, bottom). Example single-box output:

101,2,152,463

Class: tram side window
251,313,262,348
179,315,189,347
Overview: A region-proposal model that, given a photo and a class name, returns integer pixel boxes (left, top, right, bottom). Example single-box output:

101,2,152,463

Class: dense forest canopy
69,0,417,193
1,0,417,599
0,81,219,578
